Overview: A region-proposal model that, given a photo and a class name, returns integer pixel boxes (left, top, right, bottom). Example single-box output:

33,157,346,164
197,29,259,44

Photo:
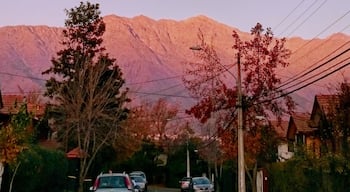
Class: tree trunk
0,162,3,192
214,161,220,192
9,162,20,192
251,163,257,192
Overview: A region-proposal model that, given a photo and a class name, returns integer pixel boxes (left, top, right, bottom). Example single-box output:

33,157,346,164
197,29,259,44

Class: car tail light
124,176,132,189
93,178,99,190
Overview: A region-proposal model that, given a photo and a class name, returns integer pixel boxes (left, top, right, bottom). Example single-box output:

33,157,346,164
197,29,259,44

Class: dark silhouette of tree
42,2,129,192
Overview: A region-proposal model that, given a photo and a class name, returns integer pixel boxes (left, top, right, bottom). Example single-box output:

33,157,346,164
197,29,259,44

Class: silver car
191,177,214,192
90,172,136,192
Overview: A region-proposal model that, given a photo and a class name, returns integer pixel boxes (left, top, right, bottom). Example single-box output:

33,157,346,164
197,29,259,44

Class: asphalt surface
148,185,178,192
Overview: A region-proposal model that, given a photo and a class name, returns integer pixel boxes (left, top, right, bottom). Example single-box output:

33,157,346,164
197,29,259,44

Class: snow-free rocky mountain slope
1,14,349,112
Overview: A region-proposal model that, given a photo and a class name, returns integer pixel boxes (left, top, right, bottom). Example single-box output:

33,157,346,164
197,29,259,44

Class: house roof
0,94,45,117
314,95,339,117
66,147,88,159
309,95,340,128
292,112,313,133
271,120,289,140
287,112,315,140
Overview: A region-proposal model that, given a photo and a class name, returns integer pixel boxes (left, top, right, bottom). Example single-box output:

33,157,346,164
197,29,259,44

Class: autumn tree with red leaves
184,24,295,191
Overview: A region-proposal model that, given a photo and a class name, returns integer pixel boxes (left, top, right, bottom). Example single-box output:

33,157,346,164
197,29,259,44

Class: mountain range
1,14,350,113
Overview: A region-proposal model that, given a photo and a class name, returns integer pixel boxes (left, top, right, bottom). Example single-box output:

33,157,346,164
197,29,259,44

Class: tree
184,24,295,191
324,81,350,156
0,103,34,192
42,2,129,192
335,82,350,156
130,99,179,152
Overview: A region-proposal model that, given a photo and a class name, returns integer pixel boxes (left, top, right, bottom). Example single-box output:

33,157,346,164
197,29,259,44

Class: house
0,91,58,148
286,112,320,157
309,95,340,154
0,93,45,122
271,120,293,162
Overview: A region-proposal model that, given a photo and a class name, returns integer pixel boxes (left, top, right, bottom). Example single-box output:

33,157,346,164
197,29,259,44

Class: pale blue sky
1,0,349,39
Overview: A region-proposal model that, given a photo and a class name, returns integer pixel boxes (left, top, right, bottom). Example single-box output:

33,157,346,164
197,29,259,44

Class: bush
268,154,350,192
9,146,68,192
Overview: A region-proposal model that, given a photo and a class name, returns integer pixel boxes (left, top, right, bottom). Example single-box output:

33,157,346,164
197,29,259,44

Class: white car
90,172,137,192
130,175,147,192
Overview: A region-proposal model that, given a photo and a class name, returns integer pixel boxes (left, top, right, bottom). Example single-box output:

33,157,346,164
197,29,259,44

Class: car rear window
193,177,210,184
98,176,126,188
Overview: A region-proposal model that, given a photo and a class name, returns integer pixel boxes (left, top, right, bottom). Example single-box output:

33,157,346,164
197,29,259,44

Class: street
148,185,178,192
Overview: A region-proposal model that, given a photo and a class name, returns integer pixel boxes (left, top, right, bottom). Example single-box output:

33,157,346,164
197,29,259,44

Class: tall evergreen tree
42,2,129,192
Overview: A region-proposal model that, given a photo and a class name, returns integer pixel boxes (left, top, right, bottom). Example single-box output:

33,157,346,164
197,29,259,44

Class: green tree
42,2,129,192
0,103,34,192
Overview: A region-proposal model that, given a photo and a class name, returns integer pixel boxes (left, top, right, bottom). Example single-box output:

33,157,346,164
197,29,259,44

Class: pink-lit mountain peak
0,14,349,113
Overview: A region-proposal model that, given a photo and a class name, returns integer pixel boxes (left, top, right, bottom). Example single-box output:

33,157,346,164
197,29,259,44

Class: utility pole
237,52,246,192
186,131,190,177
186,141,191,177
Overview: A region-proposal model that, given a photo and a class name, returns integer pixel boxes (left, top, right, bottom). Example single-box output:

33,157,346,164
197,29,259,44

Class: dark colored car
180,176,214,192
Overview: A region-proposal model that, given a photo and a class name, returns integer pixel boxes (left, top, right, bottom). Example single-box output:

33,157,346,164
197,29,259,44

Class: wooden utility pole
237,52,246,192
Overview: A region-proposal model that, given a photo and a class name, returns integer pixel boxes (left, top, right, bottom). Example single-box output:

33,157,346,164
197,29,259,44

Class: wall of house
277,142,294,161
306,136,321,157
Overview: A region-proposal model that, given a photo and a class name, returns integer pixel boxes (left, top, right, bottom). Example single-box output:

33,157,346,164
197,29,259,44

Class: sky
1,0,349,39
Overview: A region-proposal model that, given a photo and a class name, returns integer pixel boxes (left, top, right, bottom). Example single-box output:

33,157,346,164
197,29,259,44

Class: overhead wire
282,54,350,91
286,0,328,37
277,0,320,37
290,9,350,55
257,60,350,105
277,41,350,89
273,0,306,32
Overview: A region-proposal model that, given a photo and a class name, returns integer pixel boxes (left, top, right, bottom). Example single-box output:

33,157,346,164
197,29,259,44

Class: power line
0,72,46,81
258,60,350,105
125,75,183,85
290,9,350,56
277,0,319,37
129,90,198,99
286,0,328,37
273,0,306,32
275,10,350,91
282,56,350,91
278,42,350,89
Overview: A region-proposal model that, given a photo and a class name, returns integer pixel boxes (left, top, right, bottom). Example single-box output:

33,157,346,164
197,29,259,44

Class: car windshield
193,177,210,185
98,176,126,188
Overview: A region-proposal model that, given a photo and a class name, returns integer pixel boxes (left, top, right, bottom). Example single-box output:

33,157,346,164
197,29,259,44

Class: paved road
148,185,178,192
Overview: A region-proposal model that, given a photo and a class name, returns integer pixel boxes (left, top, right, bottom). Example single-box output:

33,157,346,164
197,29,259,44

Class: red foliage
183,24,295,164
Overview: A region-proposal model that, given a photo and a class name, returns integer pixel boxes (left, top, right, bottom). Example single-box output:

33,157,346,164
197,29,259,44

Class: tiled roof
292,112,313,133
0,94,45,117
271,120,289,139
315,95,339,117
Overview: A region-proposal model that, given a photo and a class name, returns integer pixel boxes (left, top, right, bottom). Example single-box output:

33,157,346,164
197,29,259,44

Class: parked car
129,171,147,182
179,177,192,192
90,172,137,192
191,177,214,192
130,175,147,192
180,176,214,192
